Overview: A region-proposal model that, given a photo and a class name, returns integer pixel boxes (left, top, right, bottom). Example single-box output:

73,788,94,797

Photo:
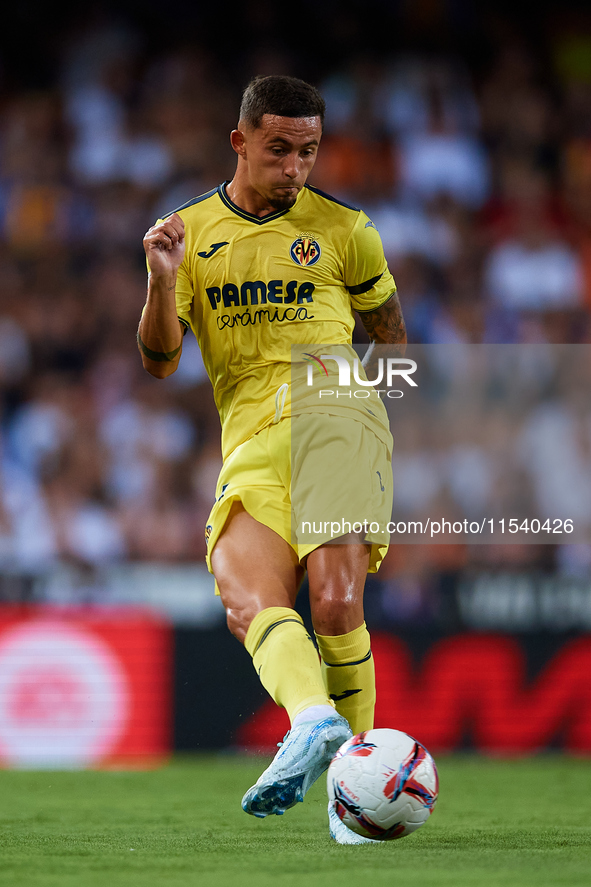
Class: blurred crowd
1,9,591,618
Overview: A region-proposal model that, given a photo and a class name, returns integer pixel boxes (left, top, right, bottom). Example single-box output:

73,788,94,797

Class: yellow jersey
157,182,397,459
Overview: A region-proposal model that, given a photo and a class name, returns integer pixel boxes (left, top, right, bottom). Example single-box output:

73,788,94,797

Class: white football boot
241,714,352,818
328,801,381,845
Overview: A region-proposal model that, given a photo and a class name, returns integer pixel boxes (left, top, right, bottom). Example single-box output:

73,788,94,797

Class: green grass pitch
0,756,590,887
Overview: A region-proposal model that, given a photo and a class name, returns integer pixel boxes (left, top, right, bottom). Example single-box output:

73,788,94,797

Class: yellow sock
315,623,375,735
244,607,332,723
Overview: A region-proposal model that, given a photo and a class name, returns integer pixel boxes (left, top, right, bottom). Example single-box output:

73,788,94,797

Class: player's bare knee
310,589,362,635
225,606,250,645
225,599,271,645
310,582,357,611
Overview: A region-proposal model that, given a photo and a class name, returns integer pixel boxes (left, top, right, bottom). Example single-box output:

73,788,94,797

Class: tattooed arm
358,291,407,373
139,213,186,378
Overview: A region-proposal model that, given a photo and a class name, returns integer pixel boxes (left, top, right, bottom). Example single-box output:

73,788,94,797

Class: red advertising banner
237,632,591,755
0,607,172,768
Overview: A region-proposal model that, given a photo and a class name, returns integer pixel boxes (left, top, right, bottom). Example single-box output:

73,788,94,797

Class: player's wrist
148,270,178,292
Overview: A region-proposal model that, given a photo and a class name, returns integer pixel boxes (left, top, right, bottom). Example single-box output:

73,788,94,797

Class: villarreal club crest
290,234,321,267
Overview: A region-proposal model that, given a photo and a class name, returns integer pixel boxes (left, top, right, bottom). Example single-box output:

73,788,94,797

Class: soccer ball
327,728,439,840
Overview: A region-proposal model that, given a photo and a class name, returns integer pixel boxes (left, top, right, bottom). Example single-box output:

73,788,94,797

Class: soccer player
139,75,406,844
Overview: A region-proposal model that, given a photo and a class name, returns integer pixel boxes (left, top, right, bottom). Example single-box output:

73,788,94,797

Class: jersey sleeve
173,260,194,331
343,211,396,312
145,217,194,332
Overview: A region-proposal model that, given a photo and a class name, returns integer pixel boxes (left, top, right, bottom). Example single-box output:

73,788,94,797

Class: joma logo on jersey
206,279,315,310
290,237,321,267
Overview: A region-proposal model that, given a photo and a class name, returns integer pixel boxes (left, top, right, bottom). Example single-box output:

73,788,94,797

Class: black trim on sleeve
178,317,189,335
346,271,384,296
355,289,398,313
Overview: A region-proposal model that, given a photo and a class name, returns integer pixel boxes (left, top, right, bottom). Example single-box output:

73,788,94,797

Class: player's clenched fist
143,213,186,277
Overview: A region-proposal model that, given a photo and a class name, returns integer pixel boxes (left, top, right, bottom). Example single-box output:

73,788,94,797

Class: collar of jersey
218,181,297,225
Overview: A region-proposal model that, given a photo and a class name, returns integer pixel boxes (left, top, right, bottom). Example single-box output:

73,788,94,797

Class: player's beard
267,188,299,211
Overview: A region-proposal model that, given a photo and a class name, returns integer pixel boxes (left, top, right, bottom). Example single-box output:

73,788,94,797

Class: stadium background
0,0,590,766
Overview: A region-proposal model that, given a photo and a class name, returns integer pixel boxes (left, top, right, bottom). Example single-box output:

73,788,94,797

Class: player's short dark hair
239,75,325,129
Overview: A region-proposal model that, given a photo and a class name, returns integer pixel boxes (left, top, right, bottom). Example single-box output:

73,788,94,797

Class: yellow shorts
205,413,393,590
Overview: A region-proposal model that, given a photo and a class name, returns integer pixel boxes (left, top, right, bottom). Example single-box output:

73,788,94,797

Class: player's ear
230,128,247,157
